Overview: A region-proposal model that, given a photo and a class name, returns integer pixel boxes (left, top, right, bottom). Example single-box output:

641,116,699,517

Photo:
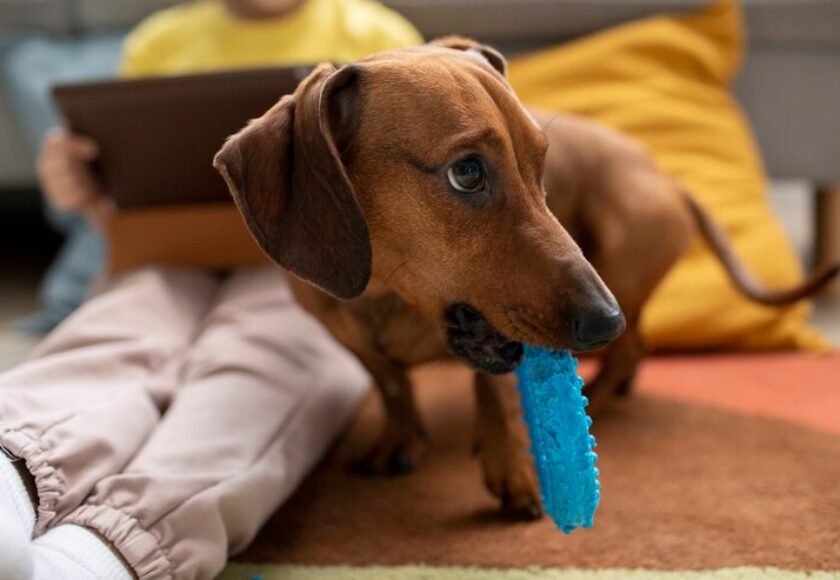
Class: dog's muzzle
444,302,524,374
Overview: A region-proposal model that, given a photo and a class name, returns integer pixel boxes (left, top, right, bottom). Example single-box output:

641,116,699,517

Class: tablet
52,66,314,208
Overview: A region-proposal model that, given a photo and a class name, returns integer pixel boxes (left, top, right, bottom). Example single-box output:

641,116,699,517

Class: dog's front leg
585,324,645,414
474,372,543,520
352,356,428,476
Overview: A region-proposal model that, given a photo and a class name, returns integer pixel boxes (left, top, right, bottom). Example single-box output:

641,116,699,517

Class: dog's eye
447,157,485,193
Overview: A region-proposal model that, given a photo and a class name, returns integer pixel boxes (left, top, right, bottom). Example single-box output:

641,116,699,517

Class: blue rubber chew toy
514,345,600,533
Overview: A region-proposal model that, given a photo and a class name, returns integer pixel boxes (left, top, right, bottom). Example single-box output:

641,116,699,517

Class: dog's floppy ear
214,63,371,300
431,36,507,77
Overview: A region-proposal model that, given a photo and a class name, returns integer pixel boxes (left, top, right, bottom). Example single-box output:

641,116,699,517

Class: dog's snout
571,304,626,351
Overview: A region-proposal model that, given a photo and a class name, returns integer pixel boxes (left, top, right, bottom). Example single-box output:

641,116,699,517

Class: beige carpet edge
219,565,840,580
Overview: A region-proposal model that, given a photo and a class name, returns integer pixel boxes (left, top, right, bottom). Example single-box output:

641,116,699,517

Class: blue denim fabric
2,34,123,331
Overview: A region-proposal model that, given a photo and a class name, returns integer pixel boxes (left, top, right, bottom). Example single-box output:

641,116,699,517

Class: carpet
223,352,840,579
220,566,840,580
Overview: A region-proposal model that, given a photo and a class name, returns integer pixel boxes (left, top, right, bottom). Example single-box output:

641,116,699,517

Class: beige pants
0,266,369,579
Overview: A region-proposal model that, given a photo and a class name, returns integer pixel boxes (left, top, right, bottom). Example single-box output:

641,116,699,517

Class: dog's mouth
444,302,524,374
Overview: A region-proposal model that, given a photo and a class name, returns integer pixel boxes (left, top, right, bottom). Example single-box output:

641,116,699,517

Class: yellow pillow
508,0,825,351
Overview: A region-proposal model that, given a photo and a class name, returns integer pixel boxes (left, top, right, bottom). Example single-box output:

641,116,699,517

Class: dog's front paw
477,431,543,520
352,424,428,476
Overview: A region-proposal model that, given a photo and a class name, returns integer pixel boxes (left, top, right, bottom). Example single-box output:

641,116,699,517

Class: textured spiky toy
514,346,600,533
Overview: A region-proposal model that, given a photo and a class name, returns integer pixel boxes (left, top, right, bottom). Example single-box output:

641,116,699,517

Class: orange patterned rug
228,352,840,577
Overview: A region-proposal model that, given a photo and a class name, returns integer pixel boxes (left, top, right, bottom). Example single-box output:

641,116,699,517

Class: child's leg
0,267,218,533
59,267,370,580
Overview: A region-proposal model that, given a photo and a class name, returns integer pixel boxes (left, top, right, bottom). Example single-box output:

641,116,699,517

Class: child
0,1,422,579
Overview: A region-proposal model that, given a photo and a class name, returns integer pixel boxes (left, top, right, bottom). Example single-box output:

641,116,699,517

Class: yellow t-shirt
119,0,423,77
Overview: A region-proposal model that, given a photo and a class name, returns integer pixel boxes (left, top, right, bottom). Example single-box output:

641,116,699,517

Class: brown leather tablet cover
104,204,270,272
52,67,312,271
52,66,312,208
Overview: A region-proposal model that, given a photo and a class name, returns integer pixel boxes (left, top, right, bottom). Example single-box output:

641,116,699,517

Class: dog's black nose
571,305,626,351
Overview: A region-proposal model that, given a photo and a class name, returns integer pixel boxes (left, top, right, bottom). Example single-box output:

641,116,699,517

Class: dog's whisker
539,114,560,137
497,305,555,339
377,260,410,294
498,314,529,345
500,307,560,346
517,310,555,338
486,305,526,317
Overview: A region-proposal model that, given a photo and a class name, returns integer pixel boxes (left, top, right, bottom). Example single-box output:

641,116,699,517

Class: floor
0,196,58,371
0,184,838,372
0,276,40,370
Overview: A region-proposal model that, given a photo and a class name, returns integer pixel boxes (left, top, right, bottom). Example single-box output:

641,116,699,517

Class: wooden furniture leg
815,184,840,300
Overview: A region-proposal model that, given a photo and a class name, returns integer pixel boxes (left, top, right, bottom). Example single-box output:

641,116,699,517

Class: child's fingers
67,135,100,160
38,127,104,212
44,172,103,212
83,196,117,232
44,127,100,161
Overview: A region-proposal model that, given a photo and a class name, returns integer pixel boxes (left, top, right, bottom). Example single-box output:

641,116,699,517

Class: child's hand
37,127,114,228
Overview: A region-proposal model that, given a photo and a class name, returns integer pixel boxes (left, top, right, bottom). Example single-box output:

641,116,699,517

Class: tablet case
104,204,271,272
52,66,313,271
52,66,313,208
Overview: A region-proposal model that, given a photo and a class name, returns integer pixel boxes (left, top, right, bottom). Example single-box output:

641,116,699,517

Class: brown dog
215,38,837,519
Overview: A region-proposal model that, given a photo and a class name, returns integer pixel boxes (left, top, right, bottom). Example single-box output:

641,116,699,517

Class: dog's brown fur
215,39,838,519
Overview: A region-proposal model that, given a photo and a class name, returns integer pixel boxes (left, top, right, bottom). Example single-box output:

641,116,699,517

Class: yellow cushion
508,0,825,350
